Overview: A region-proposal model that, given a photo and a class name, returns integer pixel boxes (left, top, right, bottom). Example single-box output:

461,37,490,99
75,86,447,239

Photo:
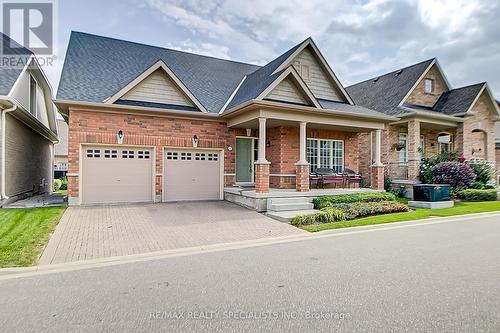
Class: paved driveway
40,201,305,265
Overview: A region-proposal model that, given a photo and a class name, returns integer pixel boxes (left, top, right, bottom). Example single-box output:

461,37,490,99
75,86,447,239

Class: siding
265,77,309,105
5,114,52,196
292,47,344,102
123,69,195,106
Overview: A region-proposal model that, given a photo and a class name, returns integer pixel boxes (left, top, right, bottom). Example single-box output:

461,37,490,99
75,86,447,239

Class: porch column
255,117,270,193
295,121,310,192
371,129,385,190
407,120,420,181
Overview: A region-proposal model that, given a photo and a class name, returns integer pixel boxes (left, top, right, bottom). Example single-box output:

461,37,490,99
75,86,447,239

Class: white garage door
164,150,221,201
82,146,153,204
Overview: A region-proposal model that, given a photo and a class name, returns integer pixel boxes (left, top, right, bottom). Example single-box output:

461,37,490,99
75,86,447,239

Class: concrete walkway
39,201,305,265
6,193,66,208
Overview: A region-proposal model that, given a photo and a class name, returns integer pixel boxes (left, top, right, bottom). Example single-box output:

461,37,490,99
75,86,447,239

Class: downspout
1,103,17,202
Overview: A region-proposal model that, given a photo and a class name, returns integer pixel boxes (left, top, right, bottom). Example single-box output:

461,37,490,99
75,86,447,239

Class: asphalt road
1,214,500,332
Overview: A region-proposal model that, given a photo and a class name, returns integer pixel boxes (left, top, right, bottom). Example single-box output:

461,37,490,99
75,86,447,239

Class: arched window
438,133,453,153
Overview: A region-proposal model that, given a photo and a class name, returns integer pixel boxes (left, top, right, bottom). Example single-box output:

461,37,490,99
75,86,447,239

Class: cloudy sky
45,0,500,97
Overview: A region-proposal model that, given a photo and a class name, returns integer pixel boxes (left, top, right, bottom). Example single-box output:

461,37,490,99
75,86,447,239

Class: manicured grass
302,201,500,232
0,207,66,267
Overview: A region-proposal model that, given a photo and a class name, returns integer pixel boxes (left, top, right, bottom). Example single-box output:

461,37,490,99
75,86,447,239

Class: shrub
389,186,407,198
313,192,396,209
484,184,496,190
456,189,498,201
431,162,476,190
327,201,410,220
420,152,461,184
59,177,68,190
472,181,485,189
468,160,493,184
291,208,346,226
53,179,62,191
384,175,393,192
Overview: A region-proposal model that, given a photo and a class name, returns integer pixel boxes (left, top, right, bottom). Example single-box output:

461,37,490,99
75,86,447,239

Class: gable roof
105,60,207,112
346,58,435,116
0,32,33,96
57,32,259,114
432,83,485,115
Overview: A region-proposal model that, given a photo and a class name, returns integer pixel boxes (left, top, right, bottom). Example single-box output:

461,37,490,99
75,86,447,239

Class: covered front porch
221,100,391,195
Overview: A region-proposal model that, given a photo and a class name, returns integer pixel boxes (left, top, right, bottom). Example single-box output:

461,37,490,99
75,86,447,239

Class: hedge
313,192,396,209
328,201,410,220
456,189,498,201
291,208,346,226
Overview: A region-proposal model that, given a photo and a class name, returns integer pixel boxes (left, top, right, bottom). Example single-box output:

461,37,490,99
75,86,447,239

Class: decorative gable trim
271,38,354,105
105,60,207,113
257,66,321,108
399,59,451,107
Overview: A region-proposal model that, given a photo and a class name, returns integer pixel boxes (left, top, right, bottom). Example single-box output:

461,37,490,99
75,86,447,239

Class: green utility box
413,184,451,202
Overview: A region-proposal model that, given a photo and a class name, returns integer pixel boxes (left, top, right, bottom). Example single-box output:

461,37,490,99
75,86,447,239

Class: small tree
431,161,476,190
467,160,493,184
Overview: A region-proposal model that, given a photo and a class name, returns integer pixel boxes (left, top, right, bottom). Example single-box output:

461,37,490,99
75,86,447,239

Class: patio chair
310,168,344,189
343,168,362,188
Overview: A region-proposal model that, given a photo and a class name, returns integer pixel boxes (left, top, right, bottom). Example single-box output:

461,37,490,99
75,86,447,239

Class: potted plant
392,142,406,151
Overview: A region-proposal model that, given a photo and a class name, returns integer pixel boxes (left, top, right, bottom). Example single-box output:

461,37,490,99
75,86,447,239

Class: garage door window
195,153,206,160
138,151,150,159
166,152,178,160
104,150,117,158
122,150,134,159
180,152,192,160
208,153,218,161
86,149,101,158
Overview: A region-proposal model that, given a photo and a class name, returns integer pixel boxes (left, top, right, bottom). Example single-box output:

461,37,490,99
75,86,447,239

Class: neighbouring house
347,58,499,190
0,33,58,206
55,32,397,206
54,118,68,178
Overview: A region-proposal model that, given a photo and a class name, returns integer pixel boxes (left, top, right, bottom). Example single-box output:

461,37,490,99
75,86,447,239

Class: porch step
266,210,320,223
267,197,314,212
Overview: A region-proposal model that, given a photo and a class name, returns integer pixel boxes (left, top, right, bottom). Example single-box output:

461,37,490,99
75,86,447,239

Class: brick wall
68,108,236,199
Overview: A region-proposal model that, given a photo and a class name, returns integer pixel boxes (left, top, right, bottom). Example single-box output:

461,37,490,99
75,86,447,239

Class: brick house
347,59,499,188
56,32,397,206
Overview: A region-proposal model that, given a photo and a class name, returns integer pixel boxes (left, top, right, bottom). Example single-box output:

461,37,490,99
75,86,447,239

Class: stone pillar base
295,163,310,192
371,165,385,191
255,162,270,193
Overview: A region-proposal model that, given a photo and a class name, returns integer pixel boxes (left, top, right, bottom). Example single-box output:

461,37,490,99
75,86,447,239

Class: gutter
221,99,399,122
1,101,16,201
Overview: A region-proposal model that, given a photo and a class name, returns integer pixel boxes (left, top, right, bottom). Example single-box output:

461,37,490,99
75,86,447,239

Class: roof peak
70,31,261,68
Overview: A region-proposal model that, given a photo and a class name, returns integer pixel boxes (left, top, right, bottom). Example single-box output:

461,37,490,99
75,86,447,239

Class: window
29,75,37,116
122,150,134,159
424,79,434,94
86,149,101,158
166,151,178,160
307,139,344,173
398,133,408,164
195,153,206,161
104,150,117,158
420,135,426,160
438,133,453,153
138,151,150,159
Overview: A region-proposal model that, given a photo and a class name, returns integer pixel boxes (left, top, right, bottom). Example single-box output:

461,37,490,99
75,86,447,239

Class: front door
236,138,256,183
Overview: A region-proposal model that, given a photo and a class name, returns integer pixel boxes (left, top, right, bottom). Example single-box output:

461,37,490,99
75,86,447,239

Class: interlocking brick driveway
39,201,305,264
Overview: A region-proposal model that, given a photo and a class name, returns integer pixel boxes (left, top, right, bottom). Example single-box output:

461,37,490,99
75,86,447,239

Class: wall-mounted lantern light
192,135,199,148
246,128,252,137
266,139,271,148
117,130,124,144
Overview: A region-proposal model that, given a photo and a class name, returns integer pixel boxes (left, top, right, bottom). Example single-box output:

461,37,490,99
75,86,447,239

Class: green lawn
0,207,66,267
302,201,500,232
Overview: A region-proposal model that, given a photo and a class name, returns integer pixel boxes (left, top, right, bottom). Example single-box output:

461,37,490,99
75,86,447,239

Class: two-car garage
80,146,222,205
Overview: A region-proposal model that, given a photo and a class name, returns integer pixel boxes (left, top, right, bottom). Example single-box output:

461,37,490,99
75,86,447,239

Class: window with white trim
424,79,434,94
398,133,408,164
307,139,344,173
438,133,453,153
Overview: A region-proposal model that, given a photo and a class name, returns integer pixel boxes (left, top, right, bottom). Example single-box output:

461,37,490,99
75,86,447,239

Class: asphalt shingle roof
432,83,485,115
57,32,260,113
0,33,33,96
346,59,435,116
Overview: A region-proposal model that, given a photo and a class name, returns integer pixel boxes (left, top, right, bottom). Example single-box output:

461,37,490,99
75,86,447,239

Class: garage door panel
82,147,153,204
164,150,221,201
